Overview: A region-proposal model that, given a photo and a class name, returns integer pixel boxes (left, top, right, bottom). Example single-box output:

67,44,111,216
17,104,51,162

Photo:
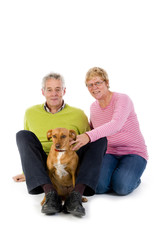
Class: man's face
42,78,66,109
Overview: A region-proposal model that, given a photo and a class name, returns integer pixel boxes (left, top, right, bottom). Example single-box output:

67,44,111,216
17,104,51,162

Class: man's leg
16,130,62,214
76,137,107,195
111,154,147,195
16,130,51,194
63,137,107,216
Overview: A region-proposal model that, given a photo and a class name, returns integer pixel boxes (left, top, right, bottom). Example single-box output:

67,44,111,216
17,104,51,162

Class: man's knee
16,130,35,145
97,137,107,146
91,137,107,152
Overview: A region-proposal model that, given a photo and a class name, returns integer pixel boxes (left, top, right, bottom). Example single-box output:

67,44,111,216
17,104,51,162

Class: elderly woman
72,67,148,195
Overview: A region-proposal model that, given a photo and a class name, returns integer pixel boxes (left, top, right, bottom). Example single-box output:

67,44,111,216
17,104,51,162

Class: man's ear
69,130,77,141
41,88,45,96
47,129,53,140
62,87,66,96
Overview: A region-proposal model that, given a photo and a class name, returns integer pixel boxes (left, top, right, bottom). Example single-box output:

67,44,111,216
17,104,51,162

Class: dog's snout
55,143,61,149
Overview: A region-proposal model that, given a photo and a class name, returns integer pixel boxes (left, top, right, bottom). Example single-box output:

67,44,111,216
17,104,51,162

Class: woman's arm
87,94,133,142
71,94,133,149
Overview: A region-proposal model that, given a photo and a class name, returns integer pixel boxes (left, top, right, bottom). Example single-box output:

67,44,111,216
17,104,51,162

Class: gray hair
42,72,65,89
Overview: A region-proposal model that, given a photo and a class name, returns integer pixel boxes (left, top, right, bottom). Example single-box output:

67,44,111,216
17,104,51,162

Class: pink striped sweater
86,92,148,160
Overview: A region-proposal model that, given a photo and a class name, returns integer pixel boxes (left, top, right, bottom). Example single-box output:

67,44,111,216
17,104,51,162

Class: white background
0,0,160,239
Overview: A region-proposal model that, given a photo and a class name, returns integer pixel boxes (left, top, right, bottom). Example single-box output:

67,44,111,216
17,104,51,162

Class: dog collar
55,149,66,152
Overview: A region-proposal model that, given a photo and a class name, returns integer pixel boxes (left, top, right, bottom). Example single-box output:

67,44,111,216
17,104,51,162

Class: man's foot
63,191,85,217
41,191,62,215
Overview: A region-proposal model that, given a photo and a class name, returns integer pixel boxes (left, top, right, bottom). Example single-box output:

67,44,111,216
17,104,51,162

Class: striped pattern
86,92,148,160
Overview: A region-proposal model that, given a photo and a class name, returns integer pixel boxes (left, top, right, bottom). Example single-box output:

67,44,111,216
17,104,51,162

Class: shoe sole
41,208,62,215
64,207,85,217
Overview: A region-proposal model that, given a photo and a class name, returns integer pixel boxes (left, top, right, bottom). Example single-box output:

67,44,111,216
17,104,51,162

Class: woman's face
86,76,109,100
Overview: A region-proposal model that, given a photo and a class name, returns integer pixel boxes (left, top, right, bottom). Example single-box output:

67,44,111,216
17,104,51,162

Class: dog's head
47,128,77,150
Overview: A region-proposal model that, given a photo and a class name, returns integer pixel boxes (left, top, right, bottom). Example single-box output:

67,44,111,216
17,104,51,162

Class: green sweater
24,103,90,155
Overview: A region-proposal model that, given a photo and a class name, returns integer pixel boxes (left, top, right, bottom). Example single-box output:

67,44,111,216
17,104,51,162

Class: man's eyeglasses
86,80,105,89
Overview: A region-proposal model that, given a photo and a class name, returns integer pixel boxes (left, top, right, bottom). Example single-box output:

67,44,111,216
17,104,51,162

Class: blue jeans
96,154,147,195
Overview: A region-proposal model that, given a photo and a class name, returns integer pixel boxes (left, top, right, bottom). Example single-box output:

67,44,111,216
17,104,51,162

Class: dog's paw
82,197,88,203
41,196,46,206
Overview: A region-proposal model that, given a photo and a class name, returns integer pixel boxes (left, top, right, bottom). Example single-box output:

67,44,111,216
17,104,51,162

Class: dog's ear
47,129,53,140
69,130,77,141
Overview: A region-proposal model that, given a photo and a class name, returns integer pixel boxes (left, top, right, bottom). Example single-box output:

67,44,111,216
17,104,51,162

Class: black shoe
63,191,85,217
41,191,62,215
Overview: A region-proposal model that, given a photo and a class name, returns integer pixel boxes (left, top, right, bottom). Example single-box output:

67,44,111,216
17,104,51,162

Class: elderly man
14,73,107,217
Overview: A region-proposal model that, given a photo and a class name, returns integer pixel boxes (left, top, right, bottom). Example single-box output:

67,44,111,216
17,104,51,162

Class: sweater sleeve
24,111,29,130
86,94,133,142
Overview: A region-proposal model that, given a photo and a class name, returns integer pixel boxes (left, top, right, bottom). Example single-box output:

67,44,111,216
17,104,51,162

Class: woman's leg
95,154,119,194
111,154,147,195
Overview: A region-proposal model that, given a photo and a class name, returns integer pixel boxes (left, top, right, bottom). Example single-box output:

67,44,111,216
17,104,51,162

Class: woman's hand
12,173,26,182
70,133,90,151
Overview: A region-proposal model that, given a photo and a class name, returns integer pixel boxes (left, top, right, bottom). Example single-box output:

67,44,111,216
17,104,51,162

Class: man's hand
12,174,26,182
70,133,90,151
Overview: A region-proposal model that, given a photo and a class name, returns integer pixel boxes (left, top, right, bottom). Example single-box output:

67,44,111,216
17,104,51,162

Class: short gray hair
42,72,65,89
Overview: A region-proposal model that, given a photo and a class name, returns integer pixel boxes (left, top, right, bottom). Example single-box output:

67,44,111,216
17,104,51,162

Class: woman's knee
112,181,131,196
112,178,141,196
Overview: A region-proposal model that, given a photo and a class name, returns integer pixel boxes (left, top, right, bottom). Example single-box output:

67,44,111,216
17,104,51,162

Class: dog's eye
61,135,66,139
52,135,56,138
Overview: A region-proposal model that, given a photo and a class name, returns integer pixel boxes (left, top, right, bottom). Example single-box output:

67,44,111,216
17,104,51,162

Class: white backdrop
0,0,160,239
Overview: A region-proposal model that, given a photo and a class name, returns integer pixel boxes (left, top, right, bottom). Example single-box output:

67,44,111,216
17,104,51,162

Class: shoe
41,191,62,215
63,191,85,217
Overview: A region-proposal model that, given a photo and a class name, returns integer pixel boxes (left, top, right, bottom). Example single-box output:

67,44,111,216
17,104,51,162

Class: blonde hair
85,67,110,88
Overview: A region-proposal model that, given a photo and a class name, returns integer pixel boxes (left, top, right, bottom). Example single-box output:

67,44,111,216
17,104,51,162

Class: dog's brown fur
41,128,87,205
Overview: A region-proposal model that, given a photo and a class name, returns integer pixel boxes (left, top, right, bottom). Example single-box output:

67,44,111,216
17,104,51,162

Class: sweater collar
44,101,66,114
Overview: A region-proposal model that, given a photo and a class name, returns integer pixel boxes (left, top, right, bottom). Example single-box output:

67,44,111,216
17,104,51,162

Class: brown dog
41,128,87,205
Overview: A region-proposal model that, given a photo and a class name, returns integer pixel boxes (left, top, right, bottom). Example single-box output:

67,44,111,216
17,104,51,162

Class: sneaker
41,191,62,215
63,191,85,217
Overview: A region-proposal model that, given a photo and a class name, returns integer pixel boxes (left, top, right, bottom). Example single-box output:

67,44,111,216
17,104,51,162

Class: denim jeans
16,130,107,196
96,154,147,195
